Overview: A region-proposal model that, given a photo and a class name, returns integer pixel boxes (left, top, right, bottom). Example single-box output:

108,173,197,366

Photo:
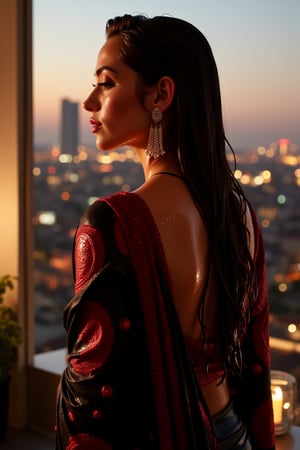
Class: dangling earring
146,107,165,159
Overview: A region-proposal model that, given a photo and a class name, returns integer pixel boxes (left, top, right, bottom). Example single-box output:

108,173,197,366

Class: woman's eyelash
92,81,113,88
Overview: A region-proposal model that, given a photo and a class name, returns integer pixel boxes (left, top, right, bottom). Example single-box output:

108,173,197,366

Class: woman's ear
146,76,175,112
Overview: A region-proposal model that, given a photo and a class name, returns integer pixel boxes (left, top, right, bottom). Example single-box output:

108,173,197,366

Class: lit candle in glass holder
272,385,283,424
271,370,297,435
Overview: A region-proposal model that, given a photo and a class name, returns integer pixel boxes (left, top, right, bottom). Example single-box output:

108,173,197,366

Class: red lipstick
89,118,101,133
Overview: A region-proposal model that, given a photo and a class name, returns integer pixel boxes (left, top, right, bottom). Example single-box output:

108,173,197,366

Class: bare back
135,174,215,340
135,173,255,415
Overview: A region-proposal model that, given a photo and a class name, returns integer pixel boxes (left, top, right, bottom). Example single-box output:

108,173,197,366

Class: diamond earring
146,107,165,159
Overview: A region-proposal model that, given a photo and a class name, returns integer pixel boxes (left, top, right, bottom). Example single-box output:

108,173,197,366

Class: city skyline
33,0,300,150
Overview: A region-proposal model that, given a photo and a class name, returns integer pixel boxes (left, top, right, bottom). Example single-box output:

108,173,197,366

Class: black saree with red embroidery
56,192,275,450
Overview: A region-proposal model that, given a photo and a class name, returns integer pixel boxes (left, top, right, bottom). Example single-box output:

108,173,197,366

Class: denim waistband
212,401,252,450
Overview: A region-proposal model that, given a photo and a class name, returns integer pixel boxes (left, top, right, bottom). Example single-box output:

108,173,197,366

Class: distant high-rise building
61,98,79,155
278,138,290,156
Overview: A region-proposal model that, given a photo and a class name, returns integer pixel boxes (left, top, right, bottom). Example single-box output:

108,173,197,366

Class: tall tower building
61,98,79,155
278,138,290,157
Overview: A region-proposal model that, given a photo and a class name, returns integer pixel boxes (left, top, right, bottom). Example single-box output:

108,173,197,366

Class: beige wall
0,2,19,277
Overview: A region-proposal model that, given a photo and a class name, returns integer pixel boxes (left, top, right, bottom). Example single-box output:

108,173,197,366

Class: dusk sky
33,0,300,151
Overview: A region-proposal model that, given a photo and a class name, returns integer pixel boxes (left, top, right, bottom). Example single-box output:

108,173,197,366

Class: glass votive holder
271,370,297,435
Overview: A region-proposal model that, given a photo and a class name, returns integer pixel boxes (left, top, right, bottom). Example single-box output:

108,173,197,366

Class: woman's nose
83,92,100,112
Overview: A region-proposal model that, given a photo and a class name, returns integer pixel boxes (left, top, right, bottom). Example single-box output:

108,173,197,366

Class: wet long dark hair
106,14,257,377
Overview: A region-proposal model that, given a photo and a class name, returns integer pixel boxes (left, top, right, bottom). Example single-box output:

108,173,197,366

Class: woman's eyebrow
94,65,118,77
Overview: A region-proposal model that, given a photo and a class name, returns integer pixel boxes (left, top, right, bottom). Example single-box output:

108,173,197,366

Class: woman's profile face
83,35,151,151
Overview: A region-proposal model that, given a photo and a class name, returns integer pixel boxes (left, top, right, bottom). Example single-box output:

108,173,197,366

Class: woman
56,14,275,449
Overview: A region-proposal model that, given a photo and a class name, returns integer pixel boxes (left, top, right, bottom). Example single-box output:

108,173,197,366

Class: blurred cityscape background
33,99,300,403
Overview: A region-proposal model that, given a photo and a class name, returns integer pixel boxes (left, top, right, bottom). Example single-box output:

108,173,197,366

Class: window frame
0,0,58,433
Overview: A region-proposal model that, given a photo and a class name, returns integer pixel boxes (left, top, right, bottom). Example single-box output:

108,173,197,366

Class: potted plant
0,274,22,440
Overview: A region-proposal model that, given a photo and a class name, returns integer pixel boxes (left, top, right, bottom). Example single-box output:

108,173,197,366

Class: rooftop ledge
34,348,66,375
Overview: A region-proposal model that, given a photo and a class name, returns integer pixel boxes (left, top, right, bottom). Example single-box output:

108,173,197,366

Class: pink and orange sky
33,0,300,151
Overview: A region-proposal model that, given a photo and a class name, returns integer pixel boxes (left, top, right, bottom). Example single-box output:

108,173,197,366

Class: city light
99,164,113,173
262,170,272,182
88,196,99,205
38,211,56,225
295,168,300,186
61,192,71,201
257,146,266,156
51,147,61,158
240,173,251,185
277,194,287,205
47,165,56,174
33,167,41,176
235,169,272,186
281,155,298,166
278,283,288,293
122,184,131,192
66,173,79,183
288,324,297,334
261,219,270,228
253,175,264,186
274,273,284,283
78,151,88,161
47,175,61,186
125,149,135,159
117,153,127,162
234,169,242,179
59,154,73,163
266,148,275,158
97,154,112,164
112,175,124,185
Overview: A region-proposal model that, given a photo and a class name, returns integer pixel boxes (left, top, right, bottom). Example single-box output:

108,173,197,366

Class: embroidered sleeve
57,298,118,448
67,301,115,376
74,225,104,293
56,282,136,448
74,220,128,294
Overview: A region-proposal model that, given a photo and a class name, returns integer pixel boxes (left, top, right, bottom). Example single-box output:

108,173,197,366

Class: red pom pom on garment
119,317,132,331
101,385,114,398
251,363,262,375
68,411,76,422
92,409,103,419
